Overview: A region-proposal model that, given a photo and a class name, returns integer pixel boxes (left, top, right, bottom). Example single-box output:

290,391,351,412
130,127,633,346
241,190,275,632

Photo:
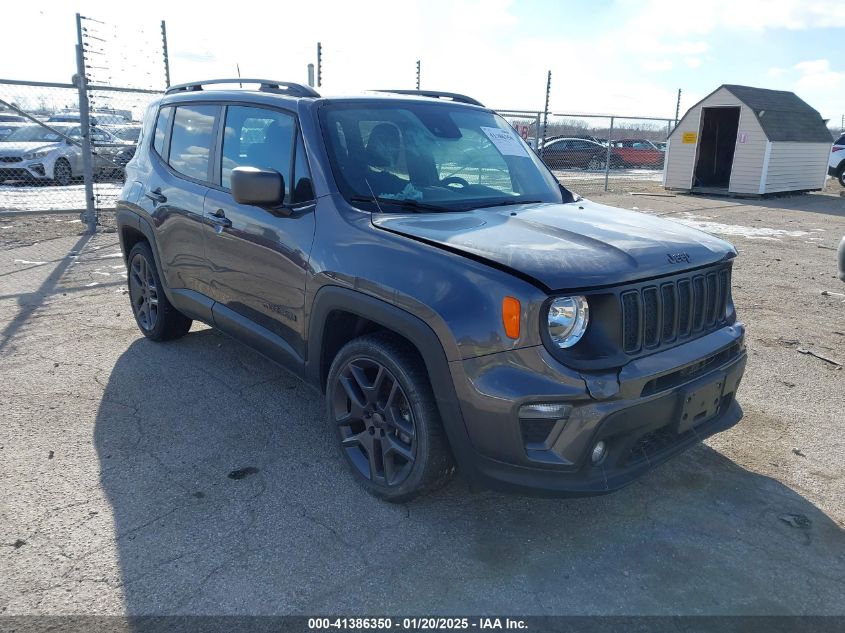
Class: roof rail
165,79,320,98
374,89,484,107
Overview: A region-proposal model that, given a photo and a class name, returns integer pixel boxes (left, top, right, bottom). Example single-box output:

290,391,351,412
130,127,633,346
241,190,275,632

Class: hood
0,142,60,157
371,199,736,291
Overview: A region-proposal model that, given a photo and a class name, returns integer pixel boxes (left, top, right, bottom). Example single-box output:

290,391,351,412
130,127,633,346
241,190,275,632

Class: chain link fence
0,81,160,220
0,13,166,233
535,113,674,195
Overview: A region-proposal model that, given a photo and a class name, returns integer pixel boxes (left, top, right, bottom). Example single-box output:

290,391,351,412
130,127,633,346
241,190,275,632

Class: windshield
320,102,566,211
4,125,74,143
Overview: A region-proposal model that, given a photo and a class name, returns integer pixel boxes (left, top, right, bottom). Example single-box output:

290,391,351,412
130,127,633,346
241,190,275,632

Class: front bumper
448,323,746,496
0,159,50,182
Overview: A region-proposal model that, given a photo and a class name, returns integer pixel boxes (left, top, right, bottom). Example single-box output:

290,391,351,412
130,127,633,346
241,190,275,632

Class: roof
722,85,832,142
674,84,832,143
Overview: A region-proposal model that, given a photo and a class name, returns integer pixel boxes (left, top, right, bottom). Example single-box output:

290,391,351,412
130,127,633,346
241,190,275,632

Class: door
542,139,572,169
140,104,217,294
202,104,317,365
694,107,741,187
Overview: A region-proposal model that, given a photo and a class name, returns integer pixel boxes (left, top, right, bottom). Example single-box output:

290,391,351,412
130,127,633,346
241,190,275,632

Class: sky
2,0,844,126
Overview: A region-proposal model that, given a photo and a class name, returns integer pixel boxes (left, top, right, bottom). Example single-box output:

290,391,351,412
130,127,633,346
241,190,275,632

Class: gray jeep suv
117,79,747,502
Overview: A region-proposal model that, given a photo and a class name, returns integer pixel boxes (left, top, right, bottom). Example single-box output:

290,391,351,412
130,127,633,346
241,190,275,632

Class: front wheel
53,159,72,186
587,155,606,170
838,164,845,188
326,332,455,502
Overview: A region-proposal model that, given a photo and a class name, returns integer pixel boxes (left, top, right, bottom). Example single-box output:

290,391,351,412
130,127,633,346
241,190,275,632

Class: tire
326,331,455,502
587,155,606,170
127,241,192,341
838,163,845,188
53,158,72,186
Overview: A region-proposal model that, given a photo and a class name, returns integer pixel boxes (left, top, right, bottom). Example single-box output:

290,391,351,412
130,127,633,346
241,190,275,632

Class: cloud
793,59,844,91
625,0,845,35
685,58,703,69
674,41,709,56
642,59,674,72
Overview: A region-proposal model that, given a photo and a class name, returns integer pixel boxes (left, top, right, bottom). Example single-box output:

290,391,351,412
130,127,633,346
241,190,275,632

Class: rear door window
167,105,217,182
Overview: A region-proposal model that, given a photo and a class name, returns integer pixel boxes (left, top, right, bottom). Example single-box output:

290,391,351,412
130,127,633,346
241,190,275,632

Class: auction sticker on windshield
481,126,529,157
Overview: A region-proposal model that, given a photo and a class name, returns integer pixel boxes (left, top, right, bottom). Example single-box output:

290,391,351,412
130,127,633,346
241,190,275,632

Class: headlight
22,149,52,160
547,296,589,348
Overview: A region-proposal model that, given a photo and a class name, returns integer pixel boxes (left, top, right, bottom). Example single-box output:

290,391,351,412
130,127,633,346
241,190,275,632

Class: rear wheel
837,163,845,188
53,159,72,186
326,332,455,502
127,242,192,341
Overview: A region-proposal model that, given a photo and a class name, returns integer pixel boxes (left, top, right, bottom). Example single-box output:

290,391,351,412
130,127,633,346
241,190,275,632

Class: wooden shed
663,85,832,195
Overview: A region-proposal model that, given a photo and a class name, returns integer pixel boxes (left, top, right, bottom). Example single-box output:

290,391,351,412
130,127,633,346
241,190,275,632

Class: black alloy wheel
129,251,159,332
332,357,416,487
326,332,455,502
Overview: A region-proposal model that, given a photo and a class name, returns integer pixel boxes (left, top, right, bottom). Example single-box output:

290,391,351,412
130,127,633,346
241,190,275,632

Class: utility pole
416,60,421,89
675,88,682,128
317,42,322,88
75,13,96,234
161,20,170,89
540,70,551,158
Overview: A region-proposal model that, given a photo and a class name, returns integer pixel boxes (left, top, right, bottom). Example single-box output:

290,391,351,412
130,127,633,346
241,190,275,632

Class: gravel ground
0,185,843,616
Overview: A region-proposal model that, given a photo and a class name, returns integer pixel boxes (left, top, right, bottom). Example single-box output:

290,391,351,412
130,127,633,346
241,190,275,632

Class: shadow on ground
94,329,844,615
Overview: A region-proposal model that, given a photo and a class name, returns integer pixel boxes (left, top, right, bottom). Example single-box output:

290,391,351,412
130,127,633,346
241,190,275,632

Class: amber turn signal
502,296,521,339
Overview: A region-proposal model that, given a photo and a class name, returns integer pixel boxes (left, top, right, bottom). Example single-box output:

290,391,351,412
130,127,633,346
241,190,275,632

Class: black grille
642,287,659,347
0,156,23,163
620,267,731,355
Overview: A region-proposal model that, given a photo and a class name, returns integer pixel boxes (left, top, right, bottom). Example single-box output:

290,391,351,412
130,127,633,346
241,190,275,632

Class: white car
0,123,127,186
829,134,845,187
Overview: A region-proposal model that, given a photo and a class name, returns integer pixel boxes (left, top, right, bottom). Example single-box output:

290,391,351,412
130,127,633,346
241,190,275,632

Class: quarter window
221,105,294,199
167,105,217,181
153,107,173,156
292,131,314,203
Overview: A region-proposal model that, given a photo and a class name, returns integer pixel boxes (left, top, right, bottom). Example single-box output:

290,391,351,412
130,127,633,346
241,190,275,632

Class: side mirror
231,166,284,207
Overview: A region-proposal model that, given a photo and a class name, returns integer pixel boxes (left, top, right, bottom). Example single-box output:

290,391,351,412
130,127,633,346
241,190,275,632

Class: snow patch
670,213,810,239
14,259,47,265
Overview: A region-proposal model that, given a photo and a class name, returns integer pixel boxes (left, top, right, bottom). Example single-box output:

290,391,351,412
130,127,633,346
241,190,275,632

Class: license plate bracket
677,372,726,434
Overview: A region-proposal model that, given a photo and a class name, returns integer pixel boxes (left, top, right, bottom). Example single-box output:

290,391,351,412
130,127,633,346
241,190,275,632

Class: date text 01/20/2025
307,617,528,630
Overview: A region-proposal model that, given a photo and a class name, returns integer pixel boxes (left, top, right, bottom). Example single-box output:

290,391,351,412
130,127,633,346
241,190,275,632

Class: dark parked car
540,137,612,170
107,124,143,168
117,79,747,502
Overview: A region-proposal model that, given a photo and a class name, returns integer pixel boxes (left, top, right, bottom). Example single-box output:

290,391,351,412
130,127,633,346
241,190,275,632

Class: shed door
693,107,740,188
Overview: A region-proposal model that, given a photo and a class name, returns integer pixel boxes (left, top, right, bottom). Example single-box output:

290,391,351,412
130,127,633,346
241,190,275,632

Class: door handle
207,208,232,228
145,188,167,204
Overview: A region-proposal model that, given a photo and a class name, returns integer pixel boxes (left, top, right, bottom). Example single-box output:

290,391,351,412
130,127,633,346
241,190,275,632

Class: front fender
305,285,479,472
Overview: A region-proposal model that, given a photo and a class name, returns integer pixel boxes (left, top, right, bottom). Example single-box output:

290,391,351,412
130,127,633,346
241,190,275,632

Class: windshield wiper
475,199,543,209
349,195,450,212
